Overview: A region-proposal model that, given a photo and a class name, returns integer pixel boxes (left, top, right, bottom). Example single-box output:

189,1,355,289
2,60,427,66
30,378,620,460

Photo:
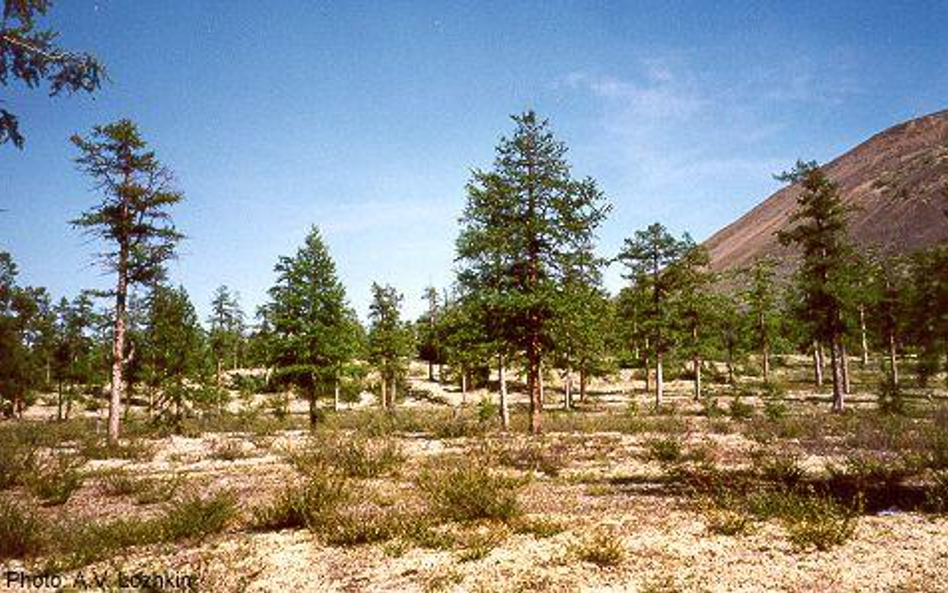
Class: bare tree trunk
461,372,468,406
108,262,128,444
563,370,572,410
380,377,387,410
333,378,340,412
859,305,869,367
498,356,510,430
887,331,899,386
762,337,771,384
693,354,702,401
655,350,664,408
538,366,545,411
579,368,587,402
813,341,824,388
390,377,397,410
841,342,851,394
428,360,434,382
830,337,845,412
528,340,542,434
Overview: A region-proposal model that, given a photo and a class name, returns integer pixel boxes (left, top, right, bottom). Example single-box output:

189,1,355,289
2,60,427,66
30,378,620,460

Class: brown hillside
705,109,948,273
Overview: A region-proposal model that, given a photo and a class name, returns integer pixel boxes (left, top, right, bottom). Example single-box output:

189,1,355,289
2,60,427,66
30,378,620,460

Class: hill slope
704,109,948,273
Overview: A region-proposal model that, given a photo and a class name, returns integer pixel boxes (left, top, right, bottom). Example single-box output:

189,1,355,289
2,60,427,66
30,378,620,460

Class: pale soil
3,359,948,592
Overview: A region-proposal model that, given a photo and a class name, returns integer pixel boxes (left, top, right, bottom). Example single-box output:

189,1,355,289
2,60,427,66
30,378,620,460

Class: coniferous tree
208,285,245,385
264,227,360,425
51,292,100,420
668,244,714,401
72,119,184,442
743,257,780,384
368,283,411,410
417,286,444,382
456,111,610,433
618,223,694,407
0,0,104,147
776,160,852,412
0,251,35,416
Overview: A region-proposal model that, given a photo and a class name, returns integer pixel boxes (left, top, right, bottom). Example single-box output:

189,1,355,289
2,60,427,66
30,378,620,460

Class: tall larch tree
455,111,610,434
208,285,245,384
368,283,411,410
776,160,852,412
743,257,780,384
618,223,694,408
264,227,359,426
72,119,184,442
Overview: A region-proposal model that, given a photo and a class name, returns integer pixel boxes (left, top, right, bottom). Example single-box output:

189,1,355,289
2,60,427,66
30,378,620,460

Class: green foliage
572,529,625,566
0,499,48,559
491,439,567,477
159,489,237,541
252,471,351,533
728,396,754,420
368,282,412,409
455,111,610,432
0,0,104,148
262,226,361,424
512,515,566,538
645,437,684,465
27,453,84,505
778,492,858,551
0,426,38,489
417,458,522,523
288,433,405,479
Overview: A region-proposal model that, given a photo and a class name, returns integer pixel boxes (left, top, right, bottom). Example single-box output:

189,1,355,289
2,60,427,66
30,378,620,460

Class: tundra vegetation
2,9,948,583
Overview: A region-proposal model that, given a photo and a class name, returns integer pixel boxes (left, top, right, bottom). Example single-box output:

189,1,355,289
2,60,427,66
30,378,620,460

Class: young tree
264,227,360,425
743,257,780,384
208,285,245,385
72,119,184,442
0,0,104,147
51,292,100,420
456,111,610,433
139,284,206,428
368,283,411,410
0,251,35,416
776,160,852,412
618,223,694,407
417,286,444,382
668,244,714,401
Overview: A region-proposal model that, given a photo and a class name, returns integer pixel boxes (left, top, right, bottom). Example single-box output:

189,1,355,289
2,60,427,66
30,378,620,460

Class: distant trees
455,111,610,433
208,285,245,385
417,286,444,382
0,0,104,148
618,223,695,407
0,252,35,416
776,160,851,412
263,227,361,425
72,119,185,442
743,258,780,384
51,292,101,420
368,283,411,410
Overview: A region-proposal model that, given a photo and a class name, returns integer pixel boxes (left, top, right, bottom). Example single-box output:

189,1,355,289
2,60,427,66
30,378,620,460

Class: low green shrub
0,499,48,559
28,453,84,505
492,439,567,477
252,471,350,532
417,458,521,523
288,434,405,478
645,437,683,466
159,489,237,541
572,529,625,566
728,396,754,420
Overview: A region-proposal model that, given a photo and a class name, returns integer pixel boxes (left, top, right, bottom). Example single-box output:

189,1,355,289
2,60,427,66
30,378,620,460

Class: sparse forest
2,1,948,591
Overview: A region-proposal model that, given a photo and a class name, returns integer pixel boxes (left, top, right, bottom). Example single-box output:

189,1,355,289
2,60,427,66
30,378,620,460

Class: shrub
493,439,567,477
252,471,350,532
133,473,184,505
645,437,683,466
728,396,754,420
79,437,153,461
877,374,905,415
289,434,405,479
763,398,788,422
780,492,858,551
477,397,499,424
700,396,724,418
97,468,143,497
572,529,625,567
753,449,805,488
210,439,253,462
512,515,566,538
0,499,48,559
417,458,521,523
159,489,237,541
0,429,39,489
52,516,154,571
925,470,948,513
28,453,84,505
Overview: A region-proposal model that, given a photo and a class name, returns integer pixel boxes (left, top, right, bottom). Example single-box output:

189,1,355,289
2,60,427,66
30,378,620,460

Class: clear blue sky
2,1,947,323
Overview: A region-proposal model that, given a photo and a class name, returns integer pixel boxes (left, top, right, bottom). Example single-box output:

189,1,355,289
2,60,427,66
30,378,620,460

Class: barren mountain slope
705,109,948,273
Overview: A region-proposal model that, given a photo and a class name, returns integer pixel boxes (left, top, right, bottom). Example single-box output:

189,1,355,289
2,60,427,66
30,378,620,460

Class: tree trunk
528,342,542,434
108,262,128,444
428,360,434,382
380,377,387,410
813,341,824,388
887,330,899,387
390,377,397,410
830,336,845,412
762,338,771,384
538,366,545,411
841,342,851,394
693,354,702,401
333,379,340,412
308,388,318,427
655,350,664,408
498,356,510,430
859,305,869,367
579,368,587,402
563,370,572,410
461,372,468,406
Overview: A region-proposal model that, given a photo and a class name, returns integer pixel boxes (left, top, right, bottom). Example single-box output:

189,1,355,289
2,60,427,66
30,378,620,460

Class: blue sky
2,1,947,322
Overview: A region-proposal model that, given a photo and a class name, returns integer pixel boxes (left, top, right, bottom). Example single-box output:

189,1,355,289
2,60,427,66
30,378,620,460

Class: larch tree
208,285,245,385
368,282,411,410
264,226,360,426
668,244,714,401
72,119,184,442
776,160,852,412
455,111,610,434
417,286,444,382
743,257,780,384
51,291,100,420
618,223,694,408
0,251,35,416
0,0,104,147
